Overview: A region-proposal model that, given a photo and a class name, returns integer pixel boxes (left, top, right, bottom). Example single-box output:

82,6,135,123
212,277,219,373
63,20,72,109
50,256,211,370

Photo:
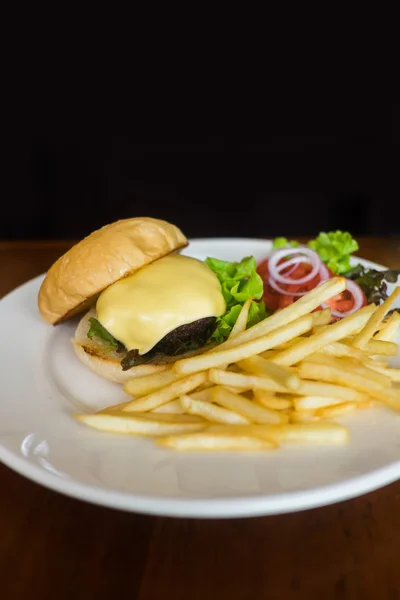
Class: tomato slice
257,260,281,311
257,258,270,282
263,286,281,311
325,289,367,315
278,294,297,309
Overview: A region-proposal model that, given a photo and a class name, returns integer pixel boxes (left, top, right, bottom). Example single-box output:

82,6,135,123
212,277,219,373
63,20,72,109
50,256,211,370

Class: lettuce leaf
272,237,299,249
87,317,119,350
345,265,400,304
248,299,267,327
308,231,359,274
205,256,268,342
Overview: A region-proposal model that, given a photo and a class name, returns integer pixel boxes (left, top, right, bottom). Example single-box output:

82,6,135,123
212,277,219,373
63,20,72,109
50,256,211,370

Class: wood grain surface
1,239,400,600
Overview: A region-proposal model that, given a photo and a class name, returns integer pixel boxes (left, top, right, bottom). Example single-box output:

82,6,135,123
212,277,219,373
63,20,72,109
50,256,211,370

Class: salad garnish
258,231,399,320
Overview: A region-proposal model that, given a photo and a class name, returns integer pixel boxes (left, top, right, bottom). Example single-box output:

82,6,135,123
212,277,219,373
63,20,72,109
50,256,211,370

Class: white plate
0,239,399,518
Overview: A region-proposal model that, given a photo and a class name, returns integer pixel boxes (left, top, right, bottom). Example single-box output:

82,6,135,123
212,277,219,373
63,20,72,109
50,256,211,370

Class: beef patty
121,316,217,370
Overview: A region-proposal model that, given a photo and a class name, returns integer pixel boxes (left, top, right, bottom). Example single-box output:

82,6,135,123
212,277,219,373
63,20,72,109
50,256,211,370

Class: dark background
5,123,399,240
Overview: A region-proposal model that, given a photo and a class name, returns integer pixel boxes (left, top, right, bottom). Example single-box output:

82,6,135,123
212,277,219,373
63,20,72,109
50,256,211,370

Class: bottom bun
72,309,166,384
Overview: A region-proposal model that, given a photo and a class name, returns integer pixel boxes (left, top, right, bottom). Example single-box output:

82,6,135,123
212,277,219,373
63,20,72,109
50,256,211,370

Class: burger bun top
38,217,188,325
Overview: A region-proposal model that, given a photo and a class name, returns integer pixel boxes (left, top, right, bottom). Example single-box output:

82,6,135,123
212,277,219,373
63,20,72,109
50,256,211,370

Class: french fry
290,411,320,423
310,325,329,335
227,364,242,372
223,386,251,394
195,381,216,393
357,399,379,409
374,312,400,342
123,372,208,412
338,354,388,372
312,308,332,326
213,301,255,372
315,402,358,419
180,394,250,424
279,409,293,417
189,388,216,402
217,299,255,371
293,380,371,402
314,318,375,338
293,395,351,411
75,411,206,436
352,287,400,348
360,340,397,356
365,365,400,383
367,359,388,367
298,360,400,411
237,355,301,390
340,337,398,356
278,422,349,443
229,297,253,339
259,350,280,359
209,369,289,393
194,369,250,396
253,389,292,410
374,320,388,332
124,368,181,397
319,341,370,361
207,422,349,444
211,386,287,424
271,304,376,367
273,336,308,351
156,431,278,451
209,277,346,351
98,400,131,413
173,315,314,375
333,355,392,387
304,354,392,387
152,399,185,414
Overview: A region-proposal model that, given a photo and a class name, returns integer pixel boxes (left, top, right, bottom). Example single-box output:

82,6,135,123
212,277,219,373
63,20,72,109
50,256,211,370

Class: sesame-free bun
72,309,165,384
38,217,188,325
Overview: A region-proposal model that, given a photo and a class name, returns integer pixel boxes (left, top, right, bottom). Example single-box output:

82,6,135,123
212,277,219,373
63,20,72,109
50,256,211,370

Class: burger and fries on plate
38,218,400,452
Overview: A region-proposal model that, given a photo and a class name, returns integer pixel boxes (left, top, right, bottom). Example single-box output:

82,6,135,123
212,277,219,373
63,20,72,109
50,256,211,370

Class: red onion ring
268,247,322,285
321,279,365,318
318,263,331,281
268,277,305,297
276,263,297,277
268,258,331,298
276,256,312,277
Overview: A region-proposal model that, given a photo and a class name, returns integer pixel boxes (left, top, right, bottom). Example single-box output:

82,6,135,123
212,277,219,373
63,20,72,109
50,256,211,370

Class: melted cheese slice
96,254,226,354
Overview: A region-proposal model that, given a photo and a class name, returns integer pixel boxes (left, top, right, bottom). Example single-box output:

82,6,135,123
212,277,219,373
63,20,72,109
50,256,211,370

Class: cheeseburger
38,218,227,383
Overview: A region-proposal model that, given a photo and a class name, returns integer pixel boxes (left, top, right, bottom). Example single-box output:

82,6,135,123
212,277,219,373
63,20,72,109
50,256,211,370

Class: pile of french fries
76,277,400,452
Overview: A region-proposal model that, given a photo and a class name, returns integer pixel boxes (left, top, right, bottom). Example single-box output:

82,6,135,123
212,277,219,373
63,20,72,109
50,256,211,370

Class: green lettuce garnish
308,231,359,275
272,237,300,249
205,256,268,343
345,265,400,305
87,317,119,350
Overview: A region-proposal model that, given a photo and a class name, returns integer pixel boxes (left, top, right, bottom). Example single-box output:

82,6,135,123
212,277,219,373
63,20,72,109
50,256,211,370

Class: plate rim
1,438,399,518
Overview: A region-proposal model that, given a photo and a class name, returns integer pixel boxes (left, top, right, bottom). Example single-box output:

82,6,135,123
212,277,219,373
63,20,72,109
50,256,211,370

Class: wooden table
1,239,400,600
